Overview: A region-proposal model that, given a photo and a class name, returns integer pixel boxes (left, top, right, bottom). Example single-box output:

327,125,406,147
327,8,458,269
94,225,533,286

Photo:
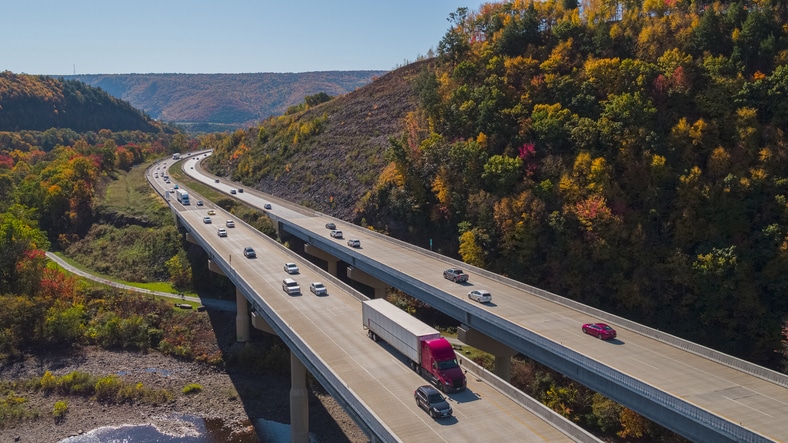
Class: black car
243,247,256,258
414,385,452,419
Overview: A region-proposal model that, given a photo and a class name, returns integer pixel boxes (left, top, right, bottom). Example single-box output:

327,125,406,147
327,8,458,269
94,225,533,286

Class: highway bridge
162,152,787,442
150,154,599,443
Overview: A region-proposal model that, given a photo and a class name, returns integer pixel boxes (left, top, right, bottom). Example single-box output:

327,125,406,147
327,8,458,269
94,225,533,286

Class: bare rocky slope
207,60,428,221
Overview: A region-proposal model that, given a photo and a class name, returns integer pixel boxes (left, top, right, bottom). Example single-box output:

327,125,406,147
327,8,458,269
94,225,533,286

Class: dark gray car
414,385,452,418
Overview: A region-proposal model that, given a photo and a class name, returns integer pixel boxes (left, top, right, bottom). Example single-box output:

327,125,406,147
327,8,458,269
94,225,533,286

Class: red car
582,323,617,340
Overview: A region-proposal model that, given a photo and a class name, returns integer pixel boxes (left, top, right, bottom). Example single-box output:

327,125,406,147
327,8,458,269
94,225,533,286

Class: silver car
468,290,492,303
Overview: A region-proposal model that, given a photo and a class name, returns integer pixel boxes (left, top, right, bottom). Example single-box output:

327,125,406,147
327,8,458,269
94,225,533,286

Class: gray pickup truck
443,268,469,283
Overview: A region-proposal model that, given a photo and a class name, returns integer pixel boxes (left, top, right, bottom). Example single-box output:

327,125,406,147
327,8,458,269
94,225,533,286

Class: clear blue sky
2,0,485,75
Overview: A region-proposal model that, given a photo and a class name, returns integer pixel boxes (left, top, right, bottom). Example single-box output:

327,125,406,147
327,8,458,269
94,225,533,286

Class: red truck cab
421,338,466,392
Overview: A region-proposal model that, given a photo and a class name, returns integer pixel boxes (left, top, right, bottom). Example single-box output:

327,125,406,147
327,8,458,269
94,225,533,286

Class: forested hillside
65,71,387,132
208,0,788,371
0,72,161,133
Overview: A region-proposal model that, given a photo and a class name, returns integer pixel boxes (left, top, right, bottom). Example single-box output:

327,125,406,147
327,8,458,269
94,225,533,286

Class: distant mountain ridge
62,71,387,132
0,71,161,133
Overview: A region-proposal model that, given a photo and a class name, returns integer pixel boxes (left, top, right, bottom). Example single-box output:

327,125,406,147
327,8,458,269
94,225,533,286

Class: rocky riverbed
0,312,366,443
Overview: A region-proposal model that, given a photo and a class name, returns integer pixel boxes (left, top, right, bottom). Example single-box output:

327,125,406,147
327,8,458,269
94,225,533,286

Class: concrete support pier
236,288,250,342
303,244,338,275
185,231,199,245
458,324,517,381
251,311,277,335
346,267,389,299
290,352,309,443
207,259,225,276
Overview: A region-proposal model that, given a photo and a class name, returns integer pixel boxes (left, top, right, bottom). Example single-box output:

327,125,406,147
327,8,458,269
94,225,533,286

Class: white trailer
175,189,190,205
362,299,440,363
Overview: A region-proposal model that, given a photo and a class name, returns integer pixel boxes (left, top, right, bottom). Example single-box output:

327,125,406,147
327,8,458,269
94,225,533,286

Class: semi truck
362,299,466,393
175,189,190,205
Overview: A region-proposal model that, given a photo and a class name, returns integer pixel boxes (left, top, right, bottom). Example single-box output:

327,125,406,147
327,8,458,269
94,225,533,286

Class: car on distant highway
217,228,227,237
226,220,235,228
284,262,300,274
330,230,343,239
414,385,452,419
468,290,492,303
325,222,336,230
203,216,212,224
264,203,272,209
238,188,243,193
207,210,216,215
243,247,256,258
196,200,203,206
215,179,220,183
309,282,327,296
582,323,617,340
347,239,360,248
230,189,237,194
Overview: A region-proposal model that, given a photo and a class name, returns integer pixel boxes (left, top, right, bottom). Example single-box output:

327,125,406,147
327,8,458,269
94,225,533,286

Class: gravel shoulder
0,312,367,443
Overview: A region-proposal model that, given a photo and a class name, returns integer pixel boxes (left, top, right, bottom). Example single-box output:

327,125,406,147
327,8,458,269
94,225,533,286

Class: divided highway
173,152,788,443
149,154,598,443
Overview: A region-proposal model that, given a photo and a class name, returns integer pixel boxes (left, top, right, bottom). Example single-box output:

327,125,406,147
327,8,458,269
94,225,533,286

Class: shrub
57,371,96,396
40,371,57,392
0,392,37,428
94,375,123,402
182,383,202,395
53,400,68,421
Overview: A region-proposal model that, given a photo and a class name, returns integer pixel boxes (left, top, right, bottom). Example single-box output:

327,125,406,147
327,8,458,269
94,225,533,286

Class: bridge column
303,244,338,275
207,259,225,276
346,267,389,299
290,351,309,443
236,288,250,342
251,311,277,335
458,324,517,381
184,231,199,245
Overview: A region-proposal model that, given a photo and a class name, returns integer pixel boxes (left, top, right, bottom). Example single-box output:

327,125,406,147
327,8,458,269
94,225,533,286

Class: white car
468,290,492,303
284,263,300,274
226,220,235,228
347,239,360,248
282,278,300,295
217,228,227,237
309,282,327,296
330,230,343,239
203,216,212,224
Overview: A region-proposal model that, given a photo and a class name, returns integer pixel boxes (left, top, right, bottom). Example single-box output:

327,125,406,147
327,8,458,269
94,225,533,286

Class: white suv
282,278,300,295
